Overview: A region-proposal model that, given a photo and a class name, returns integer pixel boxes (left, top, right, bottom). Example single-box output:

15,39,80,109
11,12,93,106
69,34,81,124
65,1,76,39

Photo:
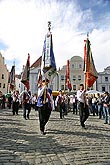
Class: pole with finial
43,21,51,104
87,32,89,39
84,32,89,91
48,21,51,32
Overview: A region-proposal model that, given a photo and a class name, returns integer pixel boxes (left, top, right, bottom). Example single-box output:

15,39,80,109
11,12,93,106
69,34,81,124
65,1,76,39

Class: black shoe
24,117,27,120
81,123,85,128
104,122,107,124
41,131,46,135
27,114,29,119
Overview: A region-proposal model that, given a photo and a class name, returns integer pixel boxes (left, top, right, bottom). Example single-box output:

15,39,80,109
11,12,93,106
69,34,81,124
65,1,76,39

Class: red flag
21,53,30,91
66,60,72,91
84,38,98,88
8,65,15,91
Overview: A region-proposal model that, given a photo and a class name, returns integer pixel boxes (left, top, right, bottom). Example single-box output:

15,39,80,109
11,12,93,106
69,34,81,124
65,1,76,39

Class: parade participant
32,93,38,111
12,90,20,115
1,94,6,109
55,90,65,119
77,84,89,128
103,91,110,124
8,93,13,109
72,94,78,114
19,88,31,120
37,78,52,135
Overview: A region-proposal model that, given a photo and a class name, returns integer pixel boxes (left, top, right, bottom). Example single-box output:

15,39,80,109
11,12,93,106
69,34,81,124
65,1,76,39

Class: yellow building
51,56,85,93
0,52,9,95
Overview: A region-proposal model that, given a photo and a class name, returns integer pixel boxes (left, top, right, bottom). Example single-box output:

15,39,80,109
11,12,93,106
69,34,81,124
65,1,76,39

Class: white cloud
90,29,110,72
0,0,110,73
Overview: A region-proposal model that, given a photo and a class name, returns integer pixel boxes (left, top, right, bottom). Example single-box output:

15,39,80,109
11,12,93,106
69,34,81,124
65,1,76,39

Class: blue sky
0,0,110,73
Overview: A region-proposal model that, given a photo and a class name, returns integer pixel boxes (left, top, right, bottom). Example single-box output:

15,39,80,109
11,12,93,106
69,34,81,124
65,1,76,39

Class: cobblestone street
0,108,110,165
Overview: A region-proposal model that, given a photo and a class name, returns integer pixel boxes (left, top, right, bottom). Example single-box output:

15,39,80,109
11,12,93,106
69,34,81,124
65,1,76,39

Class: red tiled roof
31,56,42,68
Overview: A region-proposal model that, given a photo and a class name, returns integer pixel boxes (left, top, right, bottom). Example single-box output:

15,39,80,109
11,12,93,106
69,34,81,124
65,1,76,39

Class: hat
104,91,108,95
42,78,49,83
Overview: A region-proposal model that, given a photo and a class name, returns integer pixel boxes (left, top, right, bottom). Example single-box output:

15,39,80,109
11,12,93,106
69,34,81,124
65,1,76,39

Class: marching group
1,82,110,134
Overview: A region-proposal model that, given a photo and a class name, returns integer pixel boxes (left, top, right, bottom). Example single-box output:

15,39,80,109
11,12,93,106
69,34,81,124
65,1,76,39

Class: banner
41,31,56,82
21,53,30,91
66,60,72,91
84,38,98,88
8,65,15,91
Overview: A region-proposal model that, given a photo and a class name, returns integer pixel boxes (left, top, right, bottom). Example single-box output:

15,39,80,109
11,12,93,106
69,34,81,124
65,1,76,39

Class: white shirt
77,90,85,103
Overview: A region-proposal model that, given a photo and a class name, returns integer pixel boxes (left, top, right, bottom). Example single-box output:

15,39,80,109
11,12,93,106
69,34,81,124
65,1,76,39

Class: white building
52,56,85,93
0,52,9,95
96,66,110,93
28,55,97,94
30,56,42,95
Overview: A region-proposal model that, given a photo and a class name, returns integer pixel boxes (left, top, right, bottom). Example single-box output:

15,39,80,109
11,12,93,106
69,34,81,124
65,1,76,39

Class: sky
0,0,110,74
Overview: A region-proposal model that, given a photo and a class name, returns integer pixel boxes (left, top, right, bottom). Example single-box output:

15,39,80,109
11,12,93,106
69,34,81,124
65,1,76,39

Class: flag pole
84,39,87,91
48,21,51,32
43,21,51,104
84,32,89,91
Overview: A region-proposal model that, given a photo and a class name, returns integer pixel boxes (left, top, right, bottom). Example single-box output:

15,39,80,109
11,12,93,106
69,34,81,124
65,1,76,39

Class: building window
72,64,74,68
102,86,105,92
61,75,64,81
73,85,76,91
0,83,1,88
36,76,38,81
65,86,68,90
105,77,108,82
73,76,76,81
50,85,53,90
109,85,110,93
78,75,81,81
2,74,4,79
79,64,82,69
61,85,64,90
3,84,5,88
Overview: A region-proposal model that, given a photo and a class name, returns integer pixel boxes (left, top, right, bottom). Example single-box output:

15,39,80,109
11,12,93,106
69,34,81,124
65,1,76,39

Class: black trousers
78,102,89,126
22,102,31,119
38,103,51,132
12,101,19,115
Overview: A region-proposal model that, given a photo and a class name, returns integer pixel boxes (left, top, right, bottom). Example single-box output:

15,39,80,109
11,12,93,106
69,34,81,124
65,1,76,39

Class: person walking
77,84,89,128
37,78,52,135
103,91,110,124
72,94,78,114
12,90,20,115
8,94,13,109
55,90,65,119
96,93,104,119
20,89,31,120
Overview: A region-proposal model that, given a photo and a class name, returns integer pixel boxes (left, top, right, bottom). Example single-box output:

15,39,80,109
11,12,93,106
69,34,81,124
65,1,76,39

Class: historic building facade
52,56,85,93
29,56,42,95
28,55,97,94
96,66,110,93
0,52,9,95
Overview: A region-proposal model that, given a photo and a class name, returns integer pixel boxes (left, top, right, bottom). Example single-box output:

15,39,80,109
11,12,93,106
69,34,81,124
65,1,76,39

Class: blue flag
41,32,56,82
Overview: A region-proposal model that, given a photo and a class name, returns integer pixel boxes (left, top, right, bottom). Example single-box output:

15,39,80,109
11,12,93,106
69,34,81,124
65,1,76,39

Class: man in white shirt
77,84,89,128
37,78,52,135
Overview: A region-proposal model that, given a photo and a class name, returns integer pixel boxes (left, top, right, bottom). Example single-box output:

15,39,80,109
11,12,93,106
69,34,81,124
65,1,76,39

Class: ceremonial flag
41,30,56,82
8,65,15,91
83,37,98,88
21,53,30,91
66,60,72,91
37,69,42,85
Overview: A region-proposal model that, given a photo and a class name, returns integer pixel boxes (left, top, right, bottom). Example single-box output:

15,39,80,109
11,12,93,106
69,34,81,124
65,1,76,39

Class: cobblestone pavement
0,108,110,165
